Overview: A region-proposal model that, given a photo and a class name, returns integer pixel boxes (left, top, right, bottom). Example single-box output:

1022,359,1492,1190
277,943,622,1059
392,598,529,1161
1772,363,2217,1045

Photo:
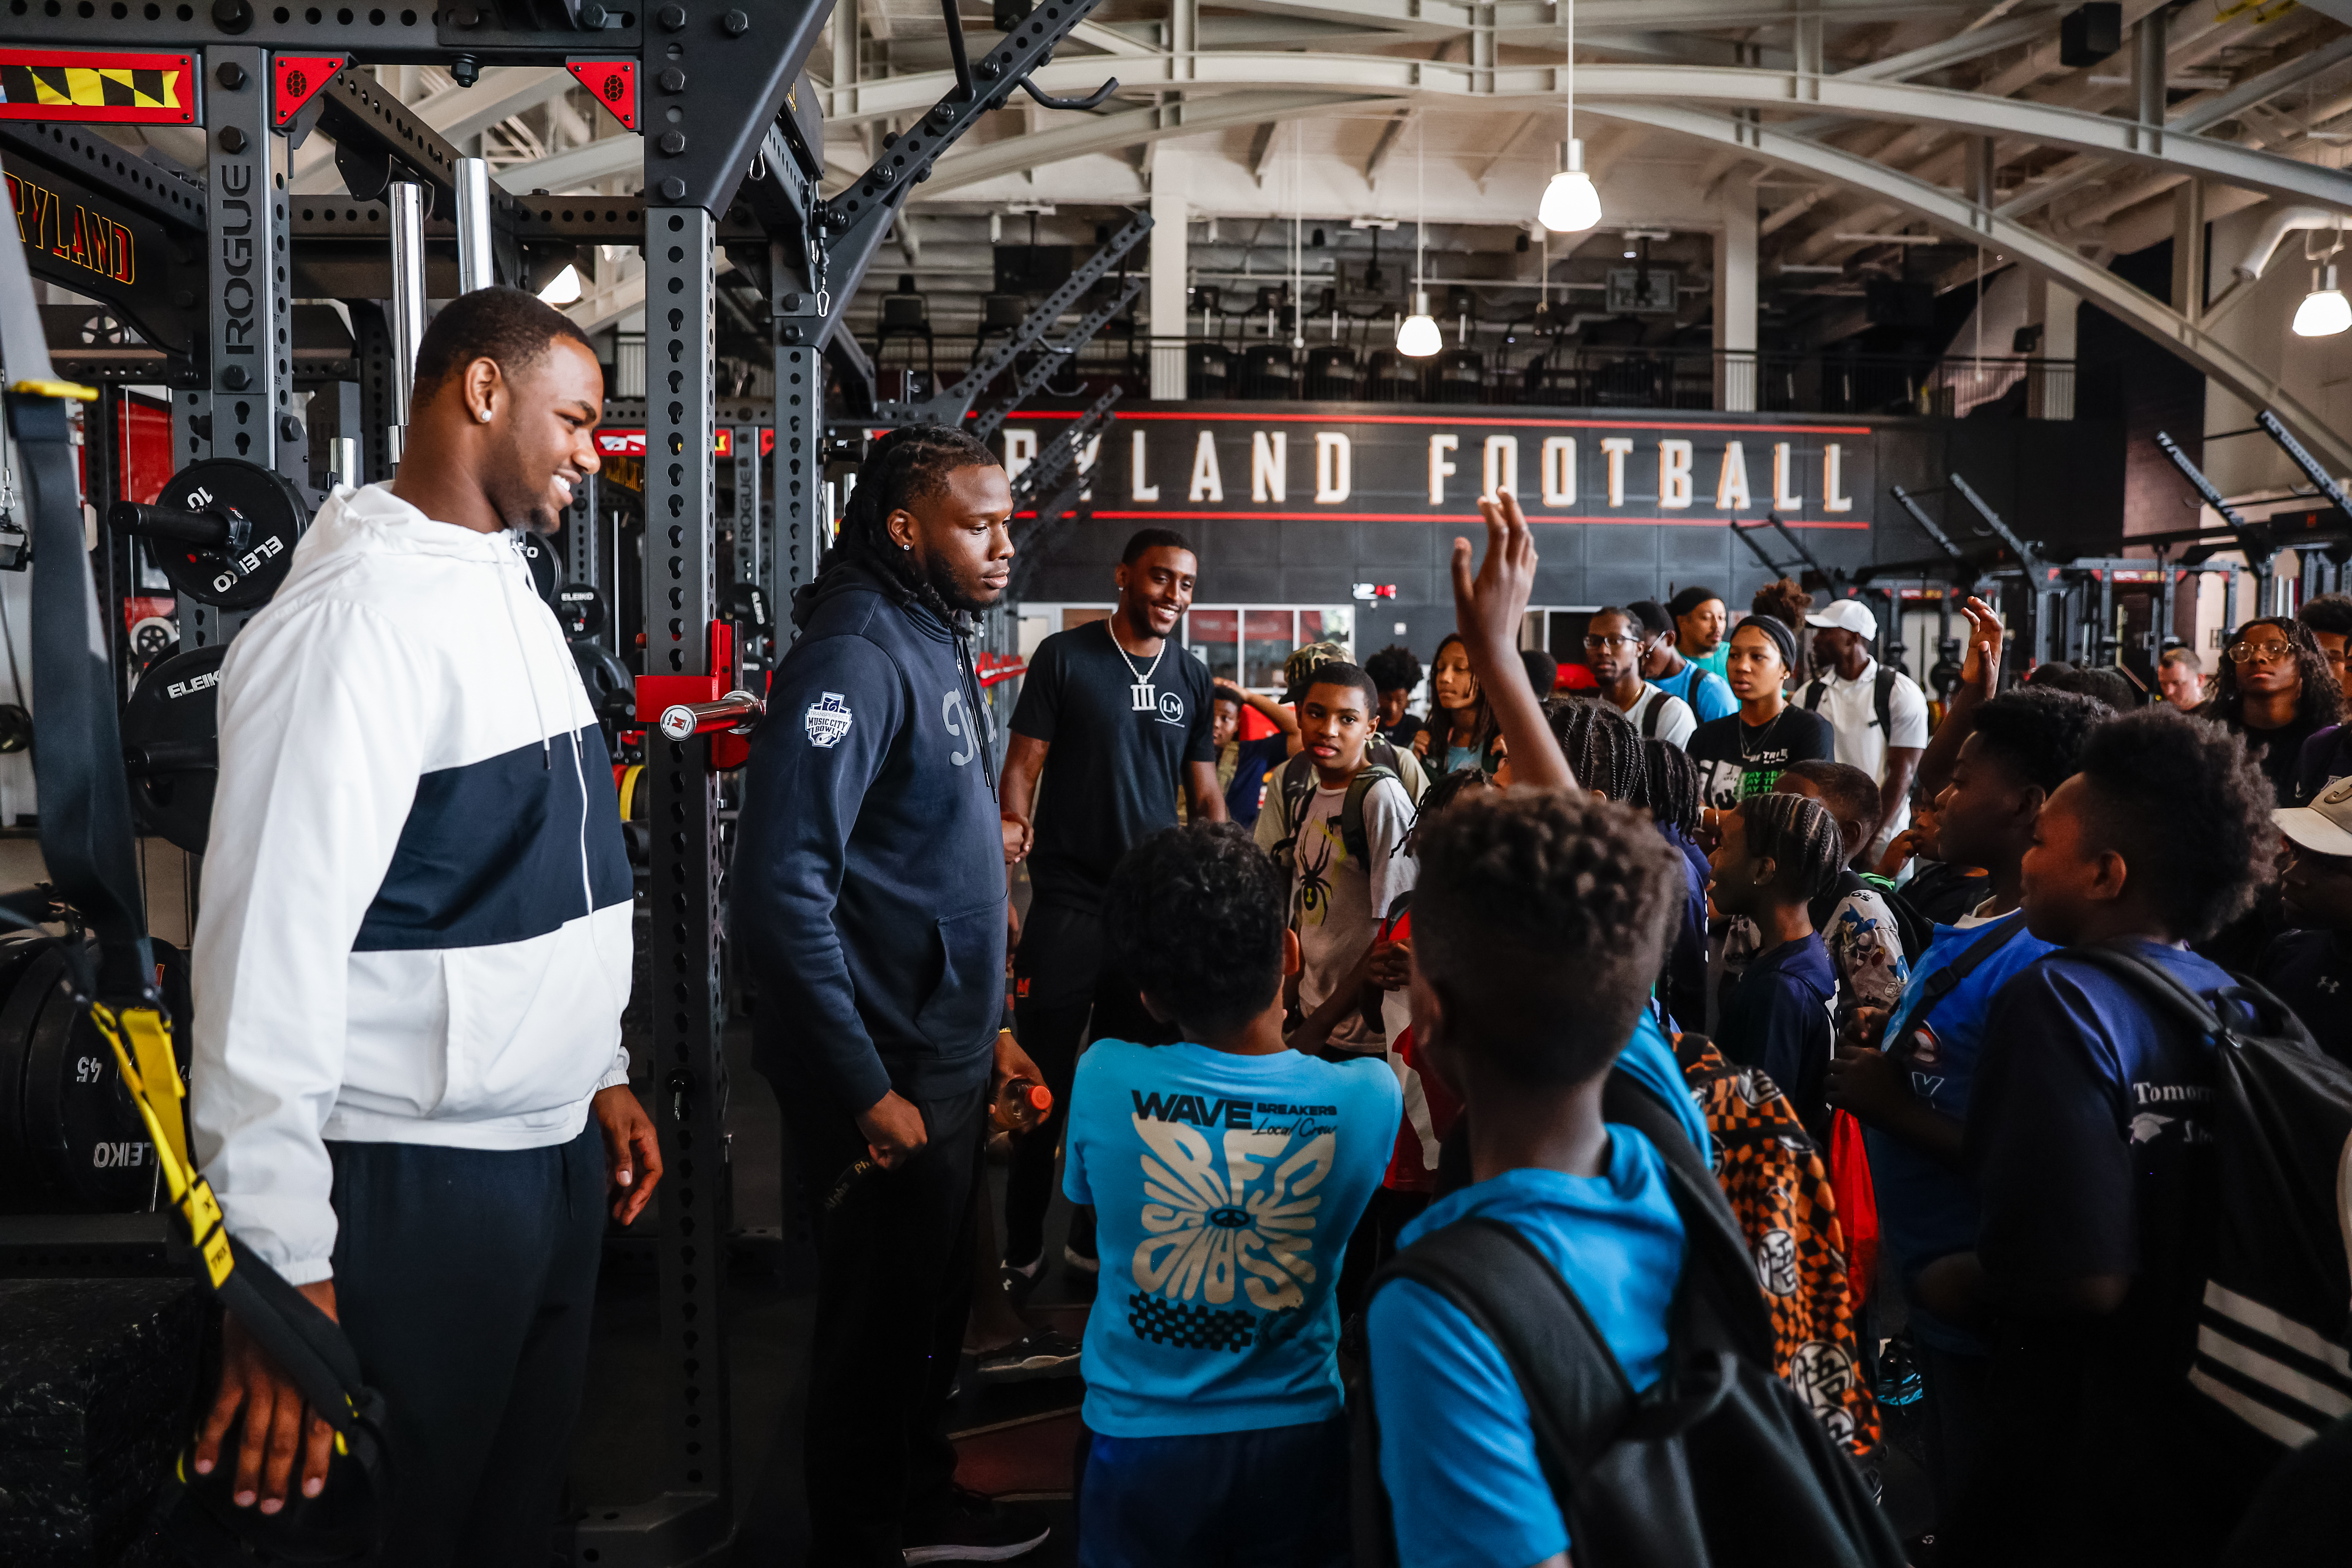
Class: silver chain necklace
1738,704,1789,764
1107,618,1166,711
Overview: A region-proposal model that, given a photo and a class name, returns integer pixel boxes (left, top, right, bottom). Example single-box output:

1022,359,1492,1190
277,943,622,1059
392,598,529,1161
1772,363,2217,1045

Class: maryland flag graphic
0,51,196,125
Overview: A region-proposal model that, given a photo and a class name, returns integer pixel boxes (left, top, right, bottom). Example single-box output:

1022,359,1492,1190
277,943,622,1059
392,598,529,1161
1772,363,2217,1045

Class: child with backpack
1773,759,1916,1008
1253,662,1419,1055
1926,706,2285,1567
1821,687,2105,1541
1068,822,1399,1567
1708,791,1845,1135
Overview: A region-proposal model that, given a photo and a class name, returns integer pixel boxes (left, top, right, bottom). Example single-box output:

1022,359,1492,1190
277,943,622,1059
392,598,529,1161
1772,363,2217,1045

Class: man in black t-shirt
1000,528,1222,1280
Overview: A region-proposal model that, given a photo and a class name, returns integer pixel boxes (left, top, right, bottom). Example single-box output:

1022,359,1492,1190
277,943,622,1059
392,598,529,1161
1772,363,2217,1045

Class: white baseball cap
2277,774,2352,858
1805,598,1878,641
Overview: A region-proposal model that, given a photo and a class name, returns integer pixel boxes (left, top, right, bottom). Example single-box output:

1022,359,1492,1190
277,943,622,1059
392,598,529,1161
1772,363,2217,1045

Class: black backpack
2069,945,2352,1455
1269,741,1404,871
1351,1114,1906,1568
1801,667,1898,740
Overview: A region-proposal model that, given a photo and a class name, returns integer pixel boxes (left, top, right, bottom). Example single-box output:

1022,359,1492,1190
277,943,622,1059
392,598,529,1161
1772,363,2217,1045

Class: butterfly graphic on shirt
1134,1118,1335,1314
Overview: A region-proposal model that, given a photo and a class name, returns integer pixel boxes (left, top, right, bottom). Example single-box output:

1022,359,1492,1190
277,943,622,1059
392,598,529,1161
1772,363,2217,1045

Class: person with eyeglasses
1582,606,1697,748
2196,616,2345,807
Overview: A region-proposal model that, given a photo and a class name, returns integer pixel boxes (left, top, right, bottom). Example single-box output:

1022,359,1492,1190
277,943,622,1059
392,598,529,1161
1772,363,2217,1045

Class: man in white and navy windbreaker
186,287,658,1567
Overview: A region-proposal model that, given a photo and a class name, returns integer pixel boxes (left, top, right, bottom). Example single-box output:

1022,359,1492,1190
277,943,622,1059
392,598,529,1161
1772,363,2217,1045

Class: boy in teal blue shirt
1069,822,1399,1568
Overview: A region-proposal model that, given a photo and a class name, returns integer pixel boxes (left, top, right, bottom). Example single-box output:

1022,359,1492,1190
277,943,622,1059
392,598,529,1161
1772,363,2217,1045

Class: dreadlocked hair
815,423,1002,626
1736,791,1846,902
1639,739,1704,840
1547,697,1647,804
1752,577,1813,637
1406,766,1497,854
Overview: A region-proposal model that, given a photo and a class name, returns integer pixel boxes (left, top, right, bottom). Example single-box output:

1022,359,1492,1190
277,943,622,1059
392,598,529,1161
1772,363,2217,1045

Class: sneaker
1061,1243,1099,1276
976,1328,1082,1383
1875,1335,1923,1408
903,1486,1051,1564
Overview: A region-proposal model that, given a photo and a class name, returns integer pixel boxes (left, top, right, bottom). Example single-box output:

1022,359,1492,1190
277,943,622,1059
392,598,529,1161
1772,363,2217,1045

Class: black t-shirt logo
1157,689,1185,726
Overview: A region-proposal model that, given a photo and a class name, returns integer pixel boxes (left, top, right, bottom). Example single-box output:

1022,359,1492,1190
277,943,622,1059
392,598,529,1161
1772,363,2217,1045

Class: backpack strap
2071,942,2319,1054
1341,762,1400,866
1270,752,1317,869
1873,667,1896,739
1639,691,1664,740
1905,909,2030,1024
1802,677,1828,712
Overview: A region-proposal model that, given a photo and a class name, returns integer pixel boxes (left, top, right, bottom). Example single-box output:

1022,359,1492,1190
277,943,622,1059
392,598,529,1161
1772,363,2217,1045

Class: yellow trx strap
88,1001,234,1291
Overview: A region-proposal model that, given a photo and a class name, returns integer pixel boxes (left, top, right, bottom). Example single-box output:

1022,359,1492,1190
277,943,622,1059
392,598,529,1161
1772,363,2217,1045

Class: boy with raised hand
1067,822,1399,1568
1922,708,2279,1568
1256,662,1419,1055
1822,686,2106,1541
1365,786,1690,1568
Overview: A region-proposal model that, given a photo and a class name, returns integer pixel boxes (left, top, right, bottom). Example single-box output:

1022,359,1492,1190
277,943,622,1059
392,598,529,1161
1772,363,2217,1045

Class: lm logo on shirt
1156,689,1185,727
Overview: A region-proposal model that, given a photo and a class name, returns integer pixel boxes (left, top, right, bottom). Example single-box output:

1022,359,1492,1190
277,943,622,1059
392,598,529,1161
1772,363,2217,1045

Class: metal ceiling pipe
455,157,495,295
2231,205,2345,283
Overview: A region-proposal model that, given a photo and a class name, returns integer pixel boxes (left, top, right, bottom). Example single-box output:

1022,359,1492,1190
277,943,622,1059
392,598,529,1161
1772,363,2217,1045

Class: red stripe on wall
1080,509,1870,529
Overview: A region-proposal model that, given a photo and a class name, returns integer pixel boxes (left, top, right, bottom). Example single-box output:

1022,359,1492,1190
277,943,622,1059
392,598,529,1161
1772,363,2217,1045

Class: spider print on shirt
1296,817,1340,927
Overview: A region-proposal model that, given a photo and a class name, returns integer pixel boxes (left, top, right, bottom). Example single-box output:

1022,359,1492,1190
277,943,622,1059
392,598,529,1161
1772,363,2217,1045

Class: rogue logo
3,171,134,285
216,157,257,384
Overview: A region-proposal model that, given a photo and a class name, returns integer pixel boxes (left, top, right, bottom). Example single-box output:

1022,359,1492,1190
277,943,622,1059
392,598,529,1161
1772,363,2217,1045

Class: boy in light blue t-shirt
1068,822,1399,1568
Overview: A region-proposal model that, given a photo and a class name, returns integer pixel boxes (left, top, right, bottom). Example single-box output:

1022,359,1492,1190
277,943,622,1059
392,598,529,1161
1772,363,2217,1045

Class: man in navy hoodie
732,424,1046,1566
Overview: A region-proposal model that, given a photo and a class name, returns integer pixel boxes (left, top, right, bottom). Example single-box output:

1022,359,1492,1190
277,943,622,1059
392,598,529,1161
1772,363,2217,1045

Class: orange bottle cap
1027,1083,1053,1111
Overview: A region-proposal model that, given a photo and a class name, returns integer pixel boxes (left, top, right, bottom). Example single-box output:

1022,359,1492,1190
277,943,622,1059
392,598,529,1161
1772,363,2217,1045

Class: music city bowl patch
805,692,853,748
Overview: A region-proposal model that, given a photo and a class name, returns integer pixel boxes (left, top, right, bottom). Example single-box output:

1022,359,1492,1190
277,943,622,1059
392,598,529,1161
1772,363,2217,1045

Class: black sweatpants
775,1074,988,1568
325,1121,606,1568
1006,901,1169,1269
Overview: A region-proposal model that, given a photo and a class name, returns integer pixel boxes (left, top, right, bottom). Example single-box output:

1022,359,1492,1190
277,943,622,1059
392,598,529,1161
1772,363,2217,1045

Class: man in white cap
1800,597,1929,865
2258,775,2352,1068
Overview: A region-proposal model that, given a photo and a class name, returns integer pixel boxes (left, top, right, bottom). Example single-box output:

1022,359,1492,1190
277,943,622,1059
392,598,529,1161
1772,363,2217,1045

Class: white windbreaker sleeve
191,599,436,1285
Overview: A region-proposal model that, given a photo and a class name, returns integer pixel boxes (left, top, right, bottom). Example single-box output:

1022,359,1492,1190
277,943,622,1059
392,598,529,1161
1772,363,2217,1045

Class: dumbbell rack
0,2,1118,1561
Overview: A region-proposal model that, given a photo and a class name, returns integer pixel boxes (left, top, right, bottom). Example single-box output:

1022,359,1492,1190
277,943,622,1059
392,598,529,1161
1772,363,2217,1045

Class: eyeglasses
2227,639,2295,664
1583,633,1641,650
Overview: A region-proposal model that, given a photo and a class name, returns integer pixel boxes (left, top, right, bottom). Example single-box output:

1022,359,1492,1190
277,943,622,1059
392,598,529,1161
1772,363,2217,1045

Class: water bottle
992,1076,1053,1134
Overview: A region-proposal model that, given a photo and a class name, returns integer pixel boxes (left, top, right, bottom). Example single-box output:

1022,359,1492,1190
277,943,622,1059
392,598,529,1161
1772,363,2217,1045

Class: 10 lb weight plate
121,645,225,855
112,459,309,612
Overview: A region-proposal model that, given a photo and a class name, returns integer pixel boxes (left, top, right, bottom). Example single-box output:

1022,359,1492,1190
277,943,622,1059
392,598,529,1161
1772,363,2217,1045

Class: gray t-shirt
1288,776,1417,1053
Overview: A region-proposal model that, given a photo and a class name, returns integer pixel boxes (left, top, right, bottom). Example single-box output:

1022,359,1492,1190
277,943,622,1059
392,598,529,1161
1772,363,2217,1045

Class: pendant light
1538,0,1601,234
2294,264,2352,338
1397,118,1442,358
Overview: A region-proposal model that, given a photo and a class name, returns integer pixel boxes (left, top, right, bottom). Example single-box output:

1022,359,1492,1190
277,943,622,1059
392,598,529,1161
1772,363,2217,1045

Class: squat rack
0,2,1120,1561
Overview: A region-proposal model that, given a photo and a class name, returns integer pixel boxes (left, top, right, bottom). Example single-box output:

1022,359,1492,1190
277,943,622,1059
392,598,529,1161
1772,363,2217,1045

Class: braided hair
1736,791,1846,902
1639,738,1704,840
815,423,1002,625
1547,697,1647,804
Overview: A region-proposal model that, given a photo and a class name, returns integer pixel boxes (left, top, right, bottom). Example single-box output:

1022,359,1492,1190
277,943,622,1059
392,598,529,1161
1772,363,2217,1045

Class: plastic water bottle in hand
992,1076,1053,1134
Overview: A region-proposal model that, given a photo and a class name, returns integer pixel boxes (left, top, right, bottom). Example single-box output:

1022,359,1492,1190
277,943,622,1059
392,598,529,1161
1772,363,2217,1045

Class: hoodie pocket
913,902,1007,1052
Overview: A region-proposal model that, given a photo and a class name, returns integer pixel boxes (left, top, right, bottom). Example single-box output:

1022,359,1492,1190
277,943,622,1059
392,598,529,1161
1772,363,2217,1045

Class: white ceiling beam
1583,97,2352,474
412,66,578,146
1365,109,1416,182
1068,19,1158,56
495,134,641,194
1838,10,2051,81
1249,120,1282,185
920,91,1378,195
830,59,2352,212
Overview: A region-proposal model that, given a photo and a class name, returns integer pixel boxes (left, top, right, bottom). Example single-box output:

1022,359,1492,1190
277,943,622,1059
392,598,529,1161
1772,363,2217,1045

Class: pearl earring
478,409,492,422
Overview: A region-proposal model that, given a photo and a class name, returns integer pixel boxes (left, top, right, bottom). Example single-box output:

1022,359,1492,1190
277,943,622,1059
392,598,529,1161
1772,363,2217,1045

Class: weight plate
145,458,310,612
130,615,178,662
517,533,560,606
724,580,773,635
0,932,65,1210
556,581,608,639
122,644,225,855
0,704,31,755
571,641,636,725
13,947,181,1213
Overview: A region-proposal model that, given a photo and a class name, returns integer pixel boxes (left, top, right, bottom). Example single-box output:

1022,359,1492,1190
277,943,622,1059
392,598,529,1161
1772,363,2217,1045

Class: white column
1715,181,1758,412
2025,272,2079,420
1150,175,1189,401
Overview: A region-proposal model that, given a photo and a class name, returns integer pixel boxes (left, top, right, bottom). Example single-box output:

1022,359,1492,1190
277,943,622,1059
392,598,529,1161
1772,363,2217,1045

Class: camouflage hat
1281,639,1352,703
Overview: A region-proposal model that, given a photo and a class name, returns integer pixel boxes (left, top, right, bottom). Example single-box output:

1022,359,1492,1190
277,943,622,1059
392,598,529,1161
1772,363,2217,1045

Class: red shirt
1378,906,1464,1191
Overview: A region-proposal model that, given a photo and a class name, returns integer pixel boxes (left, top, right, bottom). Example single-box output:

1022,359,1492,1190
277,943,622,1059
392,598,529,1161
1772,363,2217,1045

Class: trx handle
107,499,250,554
90,1002,368,1445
